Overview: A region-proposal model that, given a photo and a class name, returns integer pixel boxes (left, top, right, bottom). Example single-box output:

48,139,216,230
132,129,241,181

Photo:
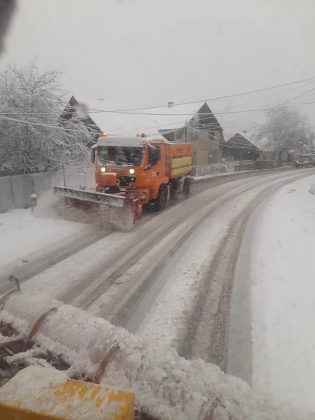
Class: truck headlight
129,168,135,175
101,167,106,173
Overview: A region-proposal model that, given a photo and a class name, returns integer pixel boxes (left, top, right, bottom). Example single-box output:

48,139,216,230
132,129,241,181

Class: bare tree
257,106,312,161
0,64,94,174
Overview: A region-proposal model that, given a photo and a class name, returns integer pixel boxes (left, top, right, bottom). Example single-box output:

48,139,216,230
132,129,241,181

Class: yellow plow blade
0,366,134,420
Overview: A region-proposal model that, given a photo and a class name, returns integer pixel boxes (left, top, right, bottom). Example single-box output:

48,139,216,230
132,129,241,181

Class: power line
1,79,315,122
87,77,315,113
0,114,94,135
219,79,315,112
2,100,315,120
85,101,315,117
291,87,315,101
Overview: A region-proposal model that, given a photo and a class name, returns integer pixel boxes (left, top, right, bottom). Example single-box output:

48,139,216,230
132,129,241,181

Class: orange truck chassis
54,135,193,228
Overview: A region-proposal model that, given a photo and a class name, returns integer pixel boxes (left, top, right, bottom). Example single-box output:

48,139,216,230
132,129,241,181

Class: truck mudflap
54,185,126,208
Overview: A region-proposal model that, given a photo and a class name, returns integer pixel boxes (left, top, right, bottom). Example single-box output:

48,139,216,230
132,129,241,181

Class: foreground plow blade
0,366,135,420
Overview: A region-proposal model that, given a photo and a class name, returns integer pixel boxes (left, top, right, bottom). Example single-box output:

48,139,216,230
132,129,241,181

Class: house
60,96,101,145
60,98,225,166
224,133,261,161
159,102,224,165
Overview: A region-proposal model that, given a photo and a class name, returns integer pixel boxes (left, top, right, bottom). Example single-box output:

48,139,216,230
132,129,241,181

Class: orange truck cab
91,134,193,211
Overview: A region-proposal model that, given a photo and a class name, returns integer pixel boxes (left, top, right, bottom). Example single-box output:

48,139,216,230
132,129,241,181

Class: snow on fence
0,172,57,213
192,162,235,177
0,166,95,213
192,160,288,178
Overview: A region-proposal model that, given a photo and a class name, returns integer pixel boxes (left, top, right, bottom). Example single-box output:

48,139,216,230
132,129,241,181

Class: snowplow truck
54,134,193,230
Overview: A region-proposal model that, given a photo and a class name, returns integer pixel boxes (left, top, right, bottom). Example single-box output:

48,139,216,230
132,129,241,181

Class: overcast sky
1,0,315,136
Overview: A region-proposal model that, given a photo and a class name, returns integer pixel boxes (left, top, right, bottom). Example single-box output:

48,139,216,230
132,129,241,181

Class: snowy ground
230,174,315,412
0,208,84,267
1,169,315,416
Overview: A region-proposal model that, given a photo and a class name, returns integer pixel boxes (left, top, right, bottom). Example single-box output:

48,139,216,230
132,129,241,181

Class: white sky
1,0,315,137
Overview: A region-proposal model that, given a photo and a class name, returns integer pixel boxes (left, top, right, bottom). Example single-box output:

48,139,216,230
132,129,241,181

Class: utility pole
185,121,188,143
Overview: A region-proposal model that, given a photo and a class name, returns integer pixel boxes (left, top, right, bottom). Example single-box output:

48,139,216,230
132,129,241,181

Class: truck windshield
98,146,144,166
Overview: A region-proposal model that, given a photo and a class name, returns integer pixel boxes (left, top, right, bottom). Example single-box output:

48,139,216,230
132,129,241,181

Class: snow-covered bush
0,64,94,174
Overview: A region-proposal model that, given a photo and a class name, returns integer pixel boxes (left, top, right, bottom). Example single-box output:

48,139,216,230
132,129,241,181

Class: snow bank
1,292,313,420
0,208,84,267
251,174,315,412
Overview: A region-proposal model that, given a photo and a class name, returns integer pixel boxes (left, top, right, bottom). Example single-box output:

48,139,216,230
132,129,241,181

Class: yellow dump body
164,143,193,178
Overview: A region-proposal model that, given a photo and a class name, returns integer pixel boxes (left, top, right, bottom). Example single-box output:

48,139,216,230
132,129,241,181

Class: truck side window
148,146,160,166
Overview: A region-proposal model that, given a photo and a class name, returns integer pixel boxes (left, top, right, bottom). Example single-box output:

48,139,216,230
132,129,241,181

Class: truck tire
154,184,168,211
183,178,190,197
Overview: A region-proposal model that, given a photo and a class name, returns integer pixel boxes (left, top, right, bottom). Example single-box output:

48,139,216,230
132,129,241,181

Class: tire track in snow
80,172,298,324
0,226,111,294
66,181,247,308
176,171,312,369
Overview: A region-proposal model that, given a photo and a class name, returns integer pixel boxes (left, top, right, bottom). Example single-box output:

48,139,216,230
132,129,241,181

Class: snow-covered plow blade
0,368,134,420
0,292,311,420
54,186,126,208
54,186,136,231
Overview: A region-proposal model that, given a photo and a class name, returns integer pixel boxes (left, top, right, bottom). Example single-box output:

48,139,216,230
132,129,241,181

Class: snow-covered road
1,168,314,415
228,173,315,412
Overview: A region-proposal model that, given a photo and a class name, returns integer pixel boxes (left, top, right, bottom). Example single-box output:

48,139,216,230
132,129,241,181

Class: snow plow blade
54,185,126,208
0,366,135,420
54,186,136,231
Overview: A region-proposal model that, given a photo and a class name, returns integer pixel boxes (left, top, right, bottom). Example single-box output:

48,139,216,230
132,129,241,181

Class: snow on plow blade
0,367,135,420
0,292,310,420
54,186,126,208
54,186,135,231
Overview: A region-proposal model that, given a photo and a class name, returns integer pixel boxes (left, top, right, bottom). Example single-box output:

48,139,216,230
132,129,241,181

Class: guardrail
192,163,235,177
192,160,292,178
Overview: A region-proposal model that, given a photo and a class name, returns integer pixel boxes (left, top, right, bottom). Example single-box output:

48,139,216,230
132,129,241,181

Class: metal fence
192,160,289,177
0,165,95,213
192,162,235,177
0,171,57,212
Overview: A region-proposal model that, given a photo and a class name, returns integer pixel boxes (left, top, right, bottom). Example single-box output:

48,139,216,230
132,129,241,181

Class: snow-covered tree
0,64,94,174
257,106,312,161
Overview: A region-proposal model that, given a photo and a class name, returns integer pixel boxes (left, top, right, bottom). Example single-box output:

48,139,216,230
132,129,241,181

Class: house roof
60,96,101,133
62,96,223,138
189,102,222,131
226,133,261,151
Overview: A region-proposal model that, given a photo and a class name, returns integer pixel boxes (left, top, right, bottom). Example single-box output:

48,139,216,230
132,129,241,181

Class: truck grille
119,176,136,186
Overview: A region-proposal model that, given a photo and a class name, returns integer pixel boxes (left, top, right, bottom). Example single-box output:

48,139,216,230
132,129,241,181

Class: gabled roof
226,133,261,151
61,97,223,138
190,102,222,131
60,96,100,133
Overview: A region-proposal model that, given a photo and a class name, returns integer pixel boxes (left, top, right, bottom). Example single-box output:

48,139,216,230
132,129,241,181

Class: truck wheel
154,184,168,211
183,178,190,197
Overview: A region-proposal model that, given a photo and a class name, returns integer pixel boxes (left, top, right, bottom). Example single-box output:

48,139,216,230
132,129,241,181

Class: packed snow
1,292,313,420
0,208,84,267
0,365,128,420
250,174,315,412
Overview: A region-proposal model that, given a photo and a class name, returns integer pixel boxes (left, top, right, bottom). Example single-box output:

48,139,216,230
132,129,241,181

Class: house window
166,131,175,142
208,152,216,163
191,131,197,142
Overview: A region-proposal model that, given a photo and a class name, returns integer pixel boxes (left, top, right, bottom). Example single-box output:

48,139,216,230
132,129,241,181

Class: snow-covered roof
226,133,261,151
66,96,217,136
